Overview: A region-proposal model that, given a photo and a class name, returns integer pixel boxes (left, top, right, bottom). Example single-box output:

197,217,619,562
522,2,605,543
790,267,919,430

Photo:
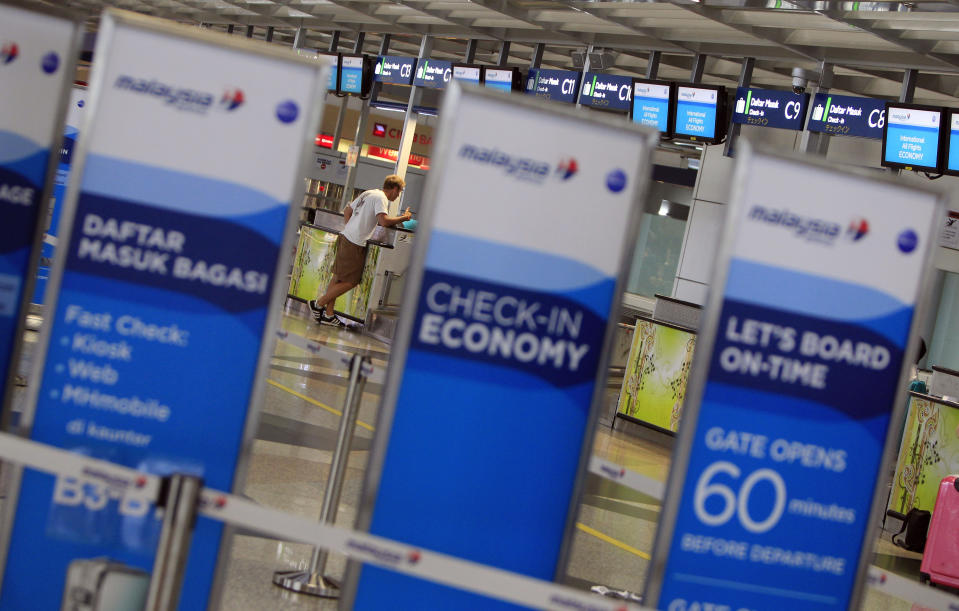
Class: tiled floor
0,302,946,610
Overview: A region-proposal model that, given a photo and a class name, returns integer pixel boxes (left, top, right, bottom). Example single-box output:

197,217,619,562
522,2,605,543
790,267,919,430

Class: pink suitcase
920,475,959,588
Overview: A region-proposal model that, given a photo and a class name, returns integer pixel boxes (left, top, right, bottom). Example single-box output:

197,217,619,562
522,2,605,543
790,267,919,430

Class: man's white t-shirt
342,189,389,246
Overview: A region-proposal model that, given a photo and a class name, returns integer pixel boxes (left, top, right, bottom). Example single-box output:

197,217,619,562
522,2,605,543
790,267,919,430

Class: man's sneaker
319,312,345,328
308,299,323,317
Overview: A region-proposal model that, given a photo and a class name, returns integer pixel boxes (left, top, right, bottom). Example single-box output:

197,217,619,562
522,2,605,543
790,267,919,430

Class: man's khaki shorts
332,234,367,285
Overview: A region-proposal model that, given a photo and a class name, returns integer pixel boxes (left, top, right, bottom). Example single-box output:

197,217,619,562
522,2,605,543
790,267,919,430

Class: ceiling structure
20,0,959,106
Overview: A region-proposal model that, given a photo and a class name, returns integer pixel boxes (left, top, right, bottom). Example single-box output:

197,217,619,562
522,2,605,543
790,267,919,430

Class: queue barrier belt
2,431,956,610
273,329,384,385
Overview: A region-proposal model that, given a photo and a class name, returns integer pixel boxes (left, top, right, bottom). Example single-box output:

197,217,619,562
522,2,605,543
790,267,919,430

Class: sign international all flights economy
654,148,939,611
0,14,326,610
349,85,654,610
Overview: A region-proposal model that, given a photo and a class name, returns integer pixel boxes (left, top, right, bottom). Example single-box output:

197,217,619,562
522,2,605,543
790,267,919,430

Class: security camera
790,67,819,95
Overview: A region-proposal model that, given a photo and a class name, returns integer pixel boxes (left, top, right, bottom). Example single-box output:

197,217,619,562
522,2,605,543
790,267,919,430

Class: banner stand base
272,570,340,597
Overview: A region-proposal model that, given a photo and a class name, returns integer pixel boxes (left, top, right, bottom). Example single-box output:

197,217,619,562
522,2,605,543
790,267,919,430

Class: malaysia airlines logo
220,88,244,111
847,217,869,241
556,158,578,180
1,42,18,65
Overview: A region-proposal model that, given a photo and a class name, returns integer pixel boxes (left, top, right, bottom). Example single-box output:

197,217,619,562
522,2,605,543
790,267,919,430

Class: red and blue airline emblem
1,42,18,65
220,88,244,111
847,217,869,241
556,157,578,180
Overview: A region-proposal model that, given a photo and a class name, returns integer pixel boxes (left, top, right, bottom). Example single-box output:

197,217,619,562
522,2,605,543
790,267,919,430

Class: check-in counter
287,209,409,322
615,315,697,434
888,391,959,515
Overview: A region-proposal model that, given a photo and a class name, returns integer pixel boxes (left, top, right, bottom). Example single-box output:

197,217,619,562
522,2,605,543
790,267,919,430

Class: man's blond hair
383,175,406,191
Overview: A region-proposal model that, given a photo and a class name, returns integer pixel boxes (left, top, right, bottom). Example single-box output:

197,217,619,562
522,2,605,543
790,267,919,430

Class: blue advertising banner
632,81,671,133
579,72,632,112
733,87,809,130
807,93,886,139
413,58,452,89
525,68,580,104
0,11,326,611
484,68,516,93
340,55,364,94
884,106,943,170
346,84,656,609
0,4,78,418
374,55,415,85
648,146,941,611
35,87,87,305
674,86,720,140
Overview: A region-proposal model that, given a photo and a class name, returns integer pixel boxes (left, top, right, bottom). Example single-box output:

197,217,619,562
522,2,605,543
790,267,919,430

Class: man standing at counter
309,174,412,327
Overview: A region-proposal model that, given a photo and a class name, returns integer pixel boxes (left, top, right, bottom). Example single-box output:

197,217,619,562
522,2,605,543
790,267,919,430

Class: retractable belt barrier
273,329,385,385
1,431,955,610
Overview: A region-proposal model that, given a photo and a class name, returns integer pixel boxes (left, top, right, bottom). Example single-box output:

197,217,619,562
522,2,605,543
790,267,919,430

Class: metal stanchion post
145,474,203,611
273,353,370,597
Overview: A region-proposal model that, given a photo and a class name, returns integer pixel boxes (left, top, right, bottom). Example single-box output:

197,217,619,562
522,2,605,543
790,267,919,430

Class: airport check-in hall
4,1,959,610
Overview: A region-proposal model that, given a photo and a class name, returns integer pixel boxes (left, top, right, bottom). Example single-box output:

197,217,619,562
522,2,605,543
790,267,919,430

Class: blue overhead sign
650,146,942,611
807,94,887,139
578,72,632,112
413,59,452,89
525,68,580,104
733,87,809,130
374,55,415,86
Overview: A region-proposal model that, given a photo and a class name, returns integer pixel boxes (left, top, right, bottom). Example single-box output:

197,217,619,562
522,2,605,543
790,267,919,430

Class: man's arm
377,207,412,227
343,206,353,224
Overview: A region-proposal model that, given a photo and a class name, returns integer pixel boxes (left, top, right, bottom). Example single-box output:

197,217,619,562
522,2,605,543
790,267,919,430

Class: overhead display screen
374,55,416,86
732,87,809,130
413,58,452,89
946,111,959,176
484,68,517,93
525,68,580,104
807,93,887,139
340,54,364,94
673,85,724,143
882,104,944,172
578,72,633,112
631,80,672,134
452,64,483,85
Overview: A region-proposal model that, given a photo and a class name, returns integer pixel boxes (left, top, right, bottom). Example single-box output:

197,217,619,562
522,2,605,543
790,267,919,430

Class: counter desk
287,210,408,322
888,391,959,516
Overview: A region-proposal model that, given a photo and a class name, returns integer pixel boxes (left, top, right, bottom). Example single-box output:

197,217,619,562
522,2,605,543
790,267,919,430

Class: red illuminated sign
372,123,387,137
315,134,334,148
